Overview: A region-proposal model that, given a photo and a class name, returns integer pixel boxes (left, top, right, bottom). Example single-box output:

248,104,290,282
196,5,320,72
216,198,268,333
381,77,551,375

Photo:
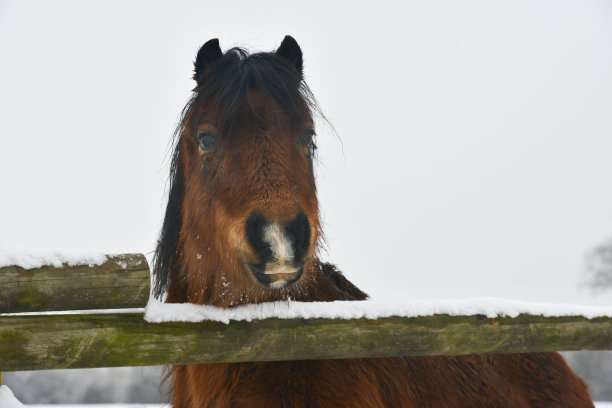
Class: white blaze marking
263,223,294,261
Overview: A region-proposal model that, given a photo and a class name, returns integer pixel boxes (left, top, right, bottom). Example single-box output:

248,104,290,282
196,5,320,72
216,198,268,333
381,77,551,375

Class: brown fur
158,38,593,407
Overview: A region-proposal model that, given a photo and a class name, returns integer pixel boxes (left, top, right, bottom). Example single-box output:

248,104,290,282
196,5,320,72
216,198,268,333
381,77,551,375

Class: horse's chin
247,262,304,289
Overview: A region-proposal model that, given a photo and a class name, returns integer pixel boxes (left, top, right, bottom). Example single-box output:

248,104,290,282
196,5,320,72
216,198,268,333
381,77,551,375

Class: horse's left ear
276,35,303,75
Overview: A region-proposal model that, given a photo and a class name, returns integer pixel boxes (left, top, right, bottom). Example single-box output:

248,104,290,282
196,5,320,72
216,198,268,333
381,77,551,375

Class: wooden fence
1,254,612,374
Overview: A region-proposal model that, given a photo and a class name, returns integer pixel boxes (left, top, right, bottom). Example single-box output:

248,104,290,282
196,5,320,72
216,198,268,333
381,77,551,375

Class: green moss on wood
0,313,610,372
0,254,150,313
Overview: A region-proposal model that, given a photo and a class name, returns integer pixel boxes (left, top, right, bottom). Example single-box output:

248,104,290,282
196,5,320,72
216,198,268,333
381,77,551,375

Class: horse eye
299,128,316,150
198,131,218,151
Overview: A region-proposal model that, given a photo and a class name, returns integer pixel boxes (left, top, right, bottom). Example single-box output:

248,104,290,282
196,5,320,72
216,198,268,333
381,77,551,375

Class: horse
152,36,593,407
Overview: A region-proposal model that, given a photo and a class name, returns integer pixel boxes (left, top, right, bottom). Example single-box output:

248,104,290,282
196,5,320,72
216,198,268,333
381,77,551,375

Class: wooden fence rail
1,253,611,372
1,312,612,372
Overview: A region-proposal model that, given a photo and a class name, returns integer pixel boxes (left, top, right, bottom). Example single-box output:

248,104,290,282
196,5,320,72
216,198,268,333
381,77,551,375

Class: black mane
152,46,322,298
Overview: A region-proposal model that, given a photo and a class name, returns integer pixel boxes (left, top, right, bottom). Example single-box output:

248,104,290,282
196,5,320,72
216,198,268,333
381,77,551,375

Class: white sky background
1,1,611,306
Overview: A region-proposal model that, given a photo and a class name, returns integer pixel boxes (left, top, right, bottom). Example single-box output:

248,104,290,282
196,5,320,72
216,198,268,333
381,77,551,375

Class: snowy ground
29,403,165,408
2,386,168,407
3,385,611,407
30,406,165,408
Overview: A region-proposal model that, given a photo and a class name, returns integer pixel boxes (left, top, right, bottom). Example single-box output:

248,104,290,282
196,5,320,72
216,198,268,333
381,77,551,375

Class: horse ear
276,35,303,75
193,38,223,85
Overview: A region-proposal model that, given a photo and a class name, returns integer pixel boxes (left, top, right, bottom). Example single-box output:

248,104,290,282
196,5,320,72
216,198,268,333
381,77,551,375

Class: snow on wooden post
0,254,149,313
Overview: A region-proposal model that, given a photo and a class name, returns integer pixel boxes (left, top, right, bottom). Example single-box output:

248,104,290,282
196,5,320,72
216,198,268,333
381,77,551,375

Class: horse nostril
285,211,311,263
245,213,273,264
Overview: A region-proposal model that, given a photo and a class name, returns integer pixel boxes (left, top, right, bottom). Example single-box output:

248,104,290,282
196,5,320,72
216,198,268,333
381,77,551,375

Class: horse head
154,36,322,306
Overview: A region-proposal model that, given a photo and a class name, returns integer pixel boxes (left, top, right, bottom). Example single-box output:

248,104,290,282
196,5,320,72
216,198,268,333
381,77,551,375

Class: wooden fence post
0,253,149,313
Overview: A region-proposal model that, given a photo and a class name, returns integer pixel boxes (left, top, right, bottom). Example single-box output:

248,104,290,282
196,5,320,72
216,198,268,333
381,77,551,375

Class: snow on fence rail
1,253,612,373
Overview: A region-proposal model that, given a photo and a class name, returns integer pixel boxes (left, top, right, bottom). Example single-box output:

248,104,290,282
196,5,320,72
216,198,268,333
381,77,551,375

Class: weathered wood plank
0,312,610,371
0,254,149,313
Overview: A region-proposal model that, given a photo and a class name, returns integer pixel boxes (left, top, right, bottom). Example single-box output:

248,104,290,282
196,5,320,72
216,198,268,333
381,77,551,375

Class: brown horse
153,36,593,407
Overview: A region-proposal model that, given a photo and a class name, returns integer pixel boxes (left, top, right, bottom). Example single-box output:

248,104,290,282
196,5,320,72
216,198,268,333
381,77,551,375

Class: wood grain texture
1,312,610,371
0,254,149,313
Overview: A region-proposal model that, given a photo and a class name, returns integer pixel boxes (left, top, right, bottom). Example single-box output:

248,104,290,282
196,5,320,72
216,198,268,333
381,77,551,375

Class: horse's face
174,37,321,305
181,96,319,290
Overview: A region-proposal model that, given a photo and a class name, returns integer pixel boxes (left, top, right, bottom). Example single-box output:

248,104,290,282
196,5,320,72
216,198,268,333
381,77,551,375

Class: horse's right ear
276,35,303,75
193,39,223,85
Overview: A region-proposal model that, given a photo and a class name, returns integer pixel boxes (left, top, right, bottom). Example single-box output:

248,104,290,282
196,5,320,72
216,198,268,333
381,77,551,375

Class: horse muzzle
245,211,311,289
